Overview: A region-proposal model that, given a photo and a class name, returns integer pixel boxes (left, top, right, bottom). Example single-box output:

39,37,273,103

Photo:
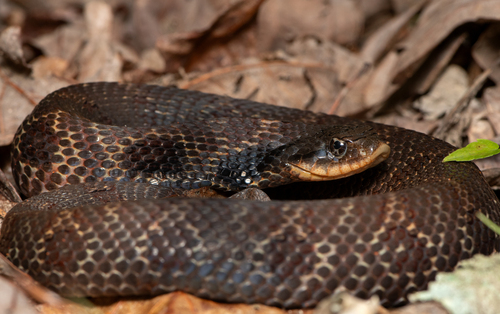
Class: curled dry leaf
157,0,264,73
472,24,500,84
393,0,500,84
408,32,466,96
432,69,491,146
155,0,262,53
360,0,427,64
0,26,29,68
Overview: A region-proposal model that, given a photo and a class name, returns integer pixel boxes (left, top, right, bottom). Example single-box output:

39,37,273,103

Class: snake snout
287,139,391,181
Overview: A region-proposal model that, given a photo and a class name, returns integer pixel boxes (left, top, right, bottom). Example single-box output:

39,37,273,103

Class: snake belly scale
1,82,499,308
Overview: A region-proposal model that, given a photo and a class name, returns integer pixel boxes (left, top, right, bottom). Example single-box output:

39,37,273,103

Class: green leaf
476,212,500,236
443,139,500,162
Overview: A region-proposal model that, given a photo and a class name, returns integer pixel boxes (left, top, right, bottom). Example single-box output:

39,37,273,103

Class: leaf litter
0,0,500,313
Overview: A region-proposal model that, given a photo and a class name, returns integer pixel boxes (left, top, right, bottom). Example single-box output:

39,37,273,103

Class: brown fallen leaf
392,0,500,84
359,0,392,20
156,0,264,73
360,0,428,64
284,38,365,83
0,26,29,68
482,168,500,188
472,24,500,84
364,51,399,108
130,0,161,51
138,48,166,73
179,61,340,114
0,64,69,146
0,276,38,314
391,0,420,13
483,86,500,135
413,65,469,121
257,0,364,52
39,292,312,314
77,1,122,82
407,32,466,96
432,68,491,146
467,115,495,144
31,56,69,79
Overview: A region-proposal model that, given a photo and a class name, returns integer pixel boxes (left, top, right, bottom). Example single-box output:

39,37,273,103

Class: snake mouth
288,142,391,181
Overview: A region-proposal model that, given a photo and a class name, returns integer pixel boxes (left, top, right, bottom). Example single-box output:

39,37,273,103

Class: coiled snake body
1,83,499,308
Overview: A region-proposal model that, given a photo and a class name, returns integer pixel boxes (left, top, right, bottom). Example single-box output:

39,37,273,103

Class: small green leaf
476,212,500,236
443,139,500,162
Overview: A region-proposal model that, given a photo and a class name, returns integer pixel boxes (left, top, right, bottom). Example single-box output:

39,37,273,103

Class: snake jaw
288,142,391,181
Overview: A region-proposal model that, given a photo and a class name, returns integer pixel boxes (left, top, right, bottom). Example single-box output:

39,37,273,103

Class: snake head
259,123,391,183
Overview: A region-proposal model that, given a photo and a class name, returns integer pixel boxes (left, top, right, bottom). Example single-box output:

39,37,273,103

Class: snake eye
329,138,347,159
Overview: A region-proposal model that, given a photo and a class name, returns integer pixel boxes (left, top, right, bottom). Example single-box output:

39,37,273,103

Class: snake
1,82,499,308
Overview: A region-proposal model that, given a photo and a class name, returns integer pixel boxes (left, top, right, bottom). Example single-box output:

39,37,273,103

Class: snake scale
1,82,499,308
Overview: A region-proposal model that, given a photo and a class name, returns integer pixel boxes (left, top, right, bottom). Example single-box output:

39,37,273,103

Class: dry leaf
432,69,491,146
361,0,427,64
0,277,38,314
413,65,469,120
359,0,392,19
0,26,29,67
390,0,417,13
472,24,500,84
468,118,495,144
138,48,166,73
32,56,69,78
257,0,364,52
408,32,466,96
483,86,500,135
364,51,398,107
0,66,68,146
77,1,122,82
180,61,340,114
39,292,312,314
32,22,85,63
393,0,500,84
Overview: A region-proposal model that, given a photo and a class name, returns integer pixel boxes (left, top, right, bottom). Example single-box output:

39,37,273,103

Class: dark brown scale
2,83,500,308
